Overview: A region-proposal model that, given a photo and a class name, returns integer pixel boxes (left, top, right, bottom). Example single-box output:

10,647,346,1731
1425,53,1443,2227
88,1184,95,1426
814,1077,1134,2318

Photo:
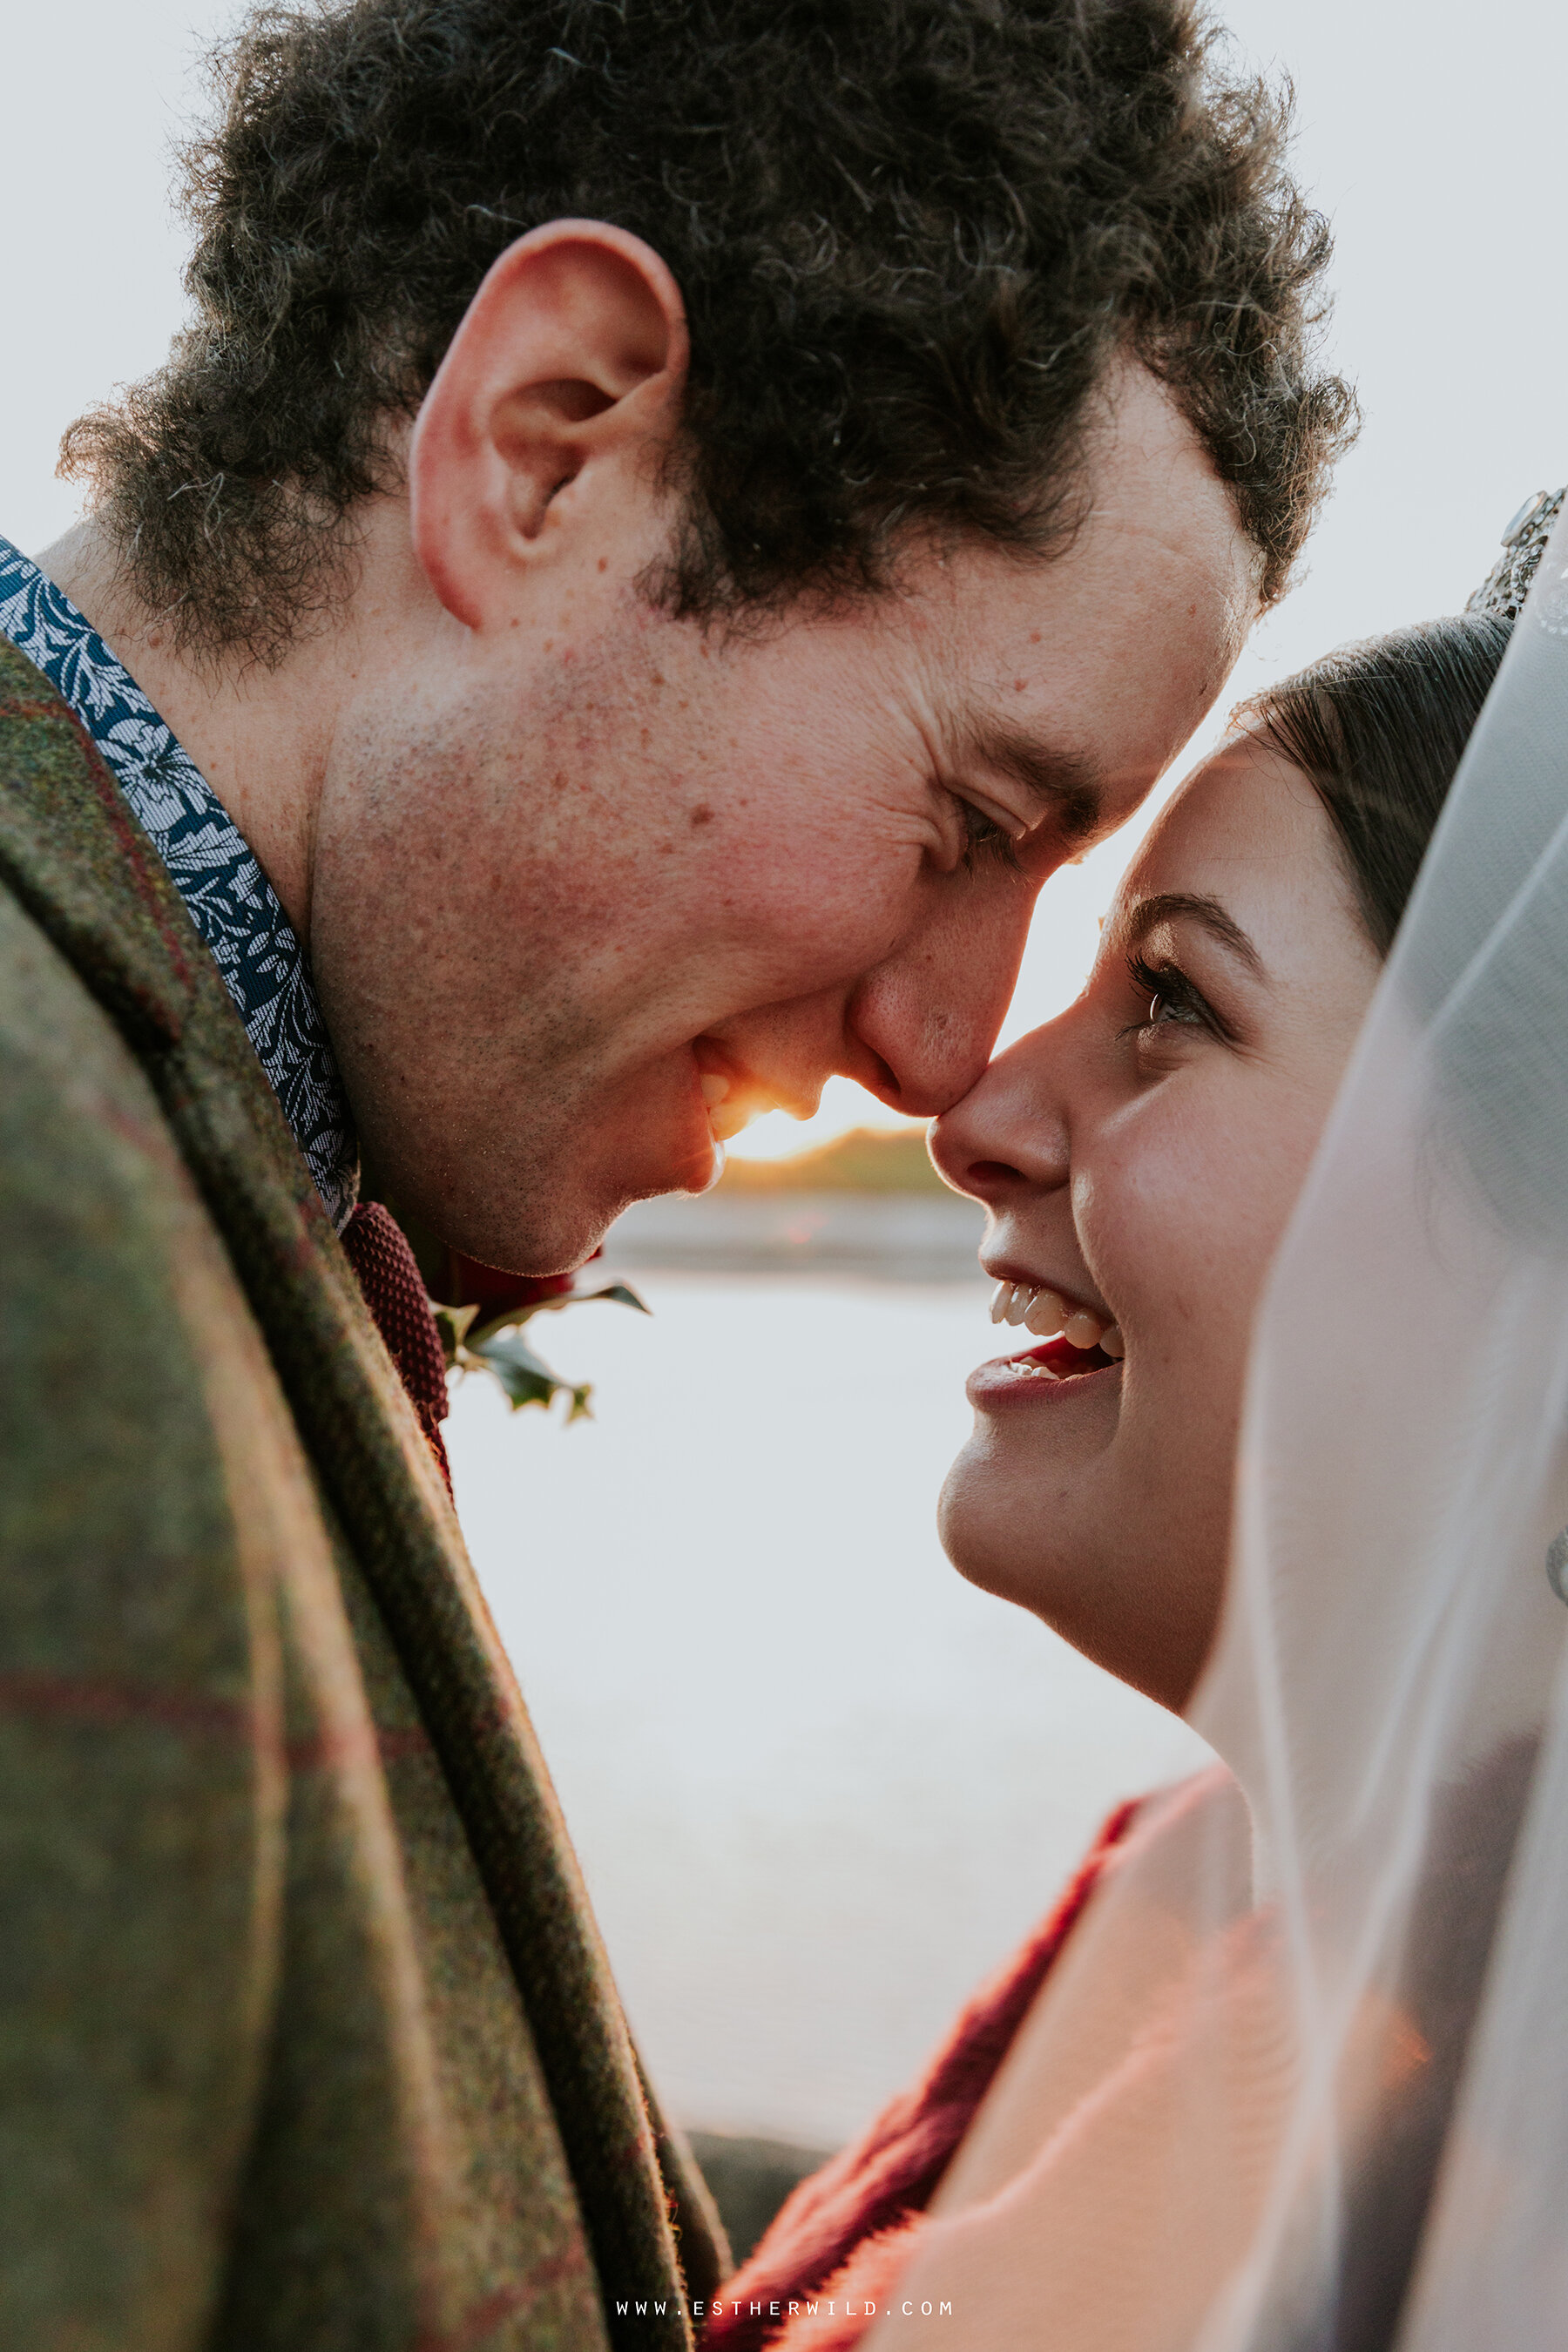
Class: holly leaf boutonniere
432,1254,650,1423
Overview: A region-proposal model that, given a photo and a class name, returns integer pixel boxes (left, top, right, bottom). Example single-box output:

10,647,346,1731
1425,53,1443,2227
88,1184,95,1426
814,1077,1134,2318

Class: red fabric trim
341,1203,453,1495
704,1799,1142,2351
706,2229,911,2351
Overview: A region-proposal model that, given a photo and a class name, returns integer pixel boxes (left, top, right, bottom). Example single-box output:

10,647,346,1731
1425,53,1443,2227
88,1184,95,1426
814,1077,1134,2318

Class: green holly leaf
594,1279,658,1317
466,1276,651,1346
441,1270,645,1419
468,1328,594,1421
432,1300,480,1368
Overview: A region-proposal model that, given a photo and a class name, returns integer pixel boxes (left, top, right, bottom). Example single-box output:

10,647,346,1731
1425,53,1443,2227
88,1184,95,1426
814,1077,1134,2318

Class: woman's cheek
1080,1094,1226,1342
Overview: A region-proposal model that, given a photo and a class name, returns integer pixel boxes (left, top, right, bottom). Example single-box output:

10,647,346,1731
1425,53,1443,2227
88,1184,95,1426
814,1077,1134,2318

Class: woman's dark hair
60,0,1355,661
1242,614,1513,957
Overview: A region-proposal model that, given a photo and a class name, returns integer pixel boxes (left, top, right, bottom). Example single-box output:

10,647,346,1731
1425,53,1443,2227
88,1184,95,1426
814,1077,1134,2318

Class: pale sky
7,0,1565,1158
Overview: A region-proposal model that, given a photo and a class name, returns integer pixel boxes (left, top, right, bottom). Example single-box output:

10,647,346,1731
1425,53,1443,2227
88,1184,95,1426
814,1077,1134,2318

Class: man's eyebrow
955,716,1105,844
1117,891,1266,976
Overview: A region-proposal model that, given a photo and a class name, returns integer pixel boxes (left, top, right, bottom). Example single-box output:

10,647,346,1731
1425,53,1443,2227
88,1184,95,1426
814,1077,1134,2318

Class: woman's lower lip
967,1337,1123,1409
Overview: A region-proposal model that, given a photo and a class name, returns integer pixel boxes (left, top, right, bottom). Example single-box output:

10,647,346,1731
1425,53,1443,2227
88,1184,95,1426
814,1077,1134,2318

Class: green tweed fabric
0,639,727,2350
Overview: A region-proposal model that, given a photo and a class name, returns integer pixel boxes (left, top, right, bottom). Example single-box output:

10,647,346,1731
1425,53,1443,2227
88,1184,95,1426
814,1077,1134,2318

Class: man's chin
423,1152,715,1280
365,1085,720,1277
431,1192,625,1282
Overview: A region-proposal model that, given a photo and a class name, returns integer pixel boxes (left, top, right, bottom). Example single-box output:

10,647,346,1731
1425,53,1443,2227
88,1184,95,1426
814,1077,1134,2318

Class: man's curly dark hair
64,0,1355,659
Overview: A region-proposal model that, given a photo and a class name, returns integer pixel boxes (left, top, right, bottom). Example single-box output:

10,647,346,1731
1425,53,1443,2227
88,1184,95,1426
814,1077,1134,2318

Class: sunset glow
726,1078,916,1161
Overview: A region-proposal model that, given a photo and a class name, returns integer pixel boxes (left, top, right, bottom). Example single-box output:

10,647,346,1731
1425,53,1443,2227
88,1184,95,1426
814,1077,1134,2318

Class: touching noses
928,1031,1072,1205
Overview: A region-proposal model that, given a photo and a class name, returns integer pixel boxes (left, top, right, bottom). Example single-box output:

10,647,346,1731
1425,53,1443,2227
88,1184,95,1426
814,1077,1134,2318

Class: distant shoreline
602,1129,985,1281
604,1188,986,1281
717,1125,947,1195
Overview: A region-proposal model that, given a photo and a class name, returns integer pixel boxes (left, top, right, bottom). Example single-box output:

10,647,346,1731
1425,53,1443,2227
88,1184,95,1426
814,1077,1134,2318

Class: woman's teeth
989,1280,1124,1360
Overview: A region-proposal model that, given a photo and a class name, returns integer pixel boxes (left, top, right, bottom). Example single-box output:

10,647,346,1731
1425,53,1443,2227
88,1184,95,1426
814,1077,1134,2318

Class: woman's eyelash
1122,951,1229,1039
959,801,1024,876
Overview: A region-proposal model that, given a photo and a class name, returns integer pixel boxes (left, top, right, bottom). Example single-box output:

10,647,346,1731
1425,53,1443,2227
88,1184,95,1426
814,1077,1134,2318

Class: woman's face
931,735,1383,1713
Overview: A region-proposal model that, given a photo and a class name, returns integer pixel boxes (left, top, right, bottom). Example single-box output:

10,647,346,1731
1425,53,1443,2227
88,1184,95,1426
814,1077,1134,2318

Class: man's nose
844,885,1035,1117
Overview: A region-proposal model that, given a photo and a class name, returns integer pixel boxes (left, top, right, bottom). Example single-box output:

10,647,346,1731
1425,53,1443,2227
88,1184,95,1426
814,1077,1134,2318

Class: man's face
309,365,1256,1272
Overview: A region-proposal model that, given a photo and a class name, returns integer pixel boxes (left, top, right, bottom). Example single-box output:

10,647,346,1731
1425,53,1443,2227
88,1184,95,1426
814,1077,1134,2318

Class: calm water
449,1271,1210,2149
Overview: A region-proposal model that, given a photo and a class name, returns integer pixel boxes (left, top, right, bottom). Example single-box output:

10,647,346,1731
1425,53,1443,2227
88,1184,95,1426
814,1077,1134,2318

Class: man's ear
409,220,688,629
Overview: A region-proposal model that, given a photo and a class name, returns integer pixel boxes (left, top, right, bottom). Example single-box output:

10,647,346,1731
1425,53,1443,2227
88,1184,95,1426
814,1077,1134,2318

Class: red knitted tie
340,1202,453,1495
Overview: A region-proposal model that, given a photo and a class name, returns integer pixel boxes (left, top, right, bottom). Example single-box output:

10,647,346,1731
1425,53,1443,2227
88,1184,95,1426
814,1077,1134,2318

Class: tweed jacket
0,637,724,2351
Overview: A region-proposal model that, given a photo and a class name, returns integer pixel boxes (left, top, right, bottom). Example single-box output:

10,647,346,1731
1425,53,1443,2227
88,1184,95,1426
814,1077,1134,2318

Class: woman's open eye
1122,951,1227,1040
959,801,1024,876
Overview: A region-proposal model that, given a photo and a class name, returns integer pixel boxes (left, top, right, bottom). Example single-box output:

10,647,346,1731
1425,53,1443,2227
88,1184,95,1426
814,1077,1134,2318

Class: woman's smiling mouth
987,1275,1125,1358
970,1271,1125,1402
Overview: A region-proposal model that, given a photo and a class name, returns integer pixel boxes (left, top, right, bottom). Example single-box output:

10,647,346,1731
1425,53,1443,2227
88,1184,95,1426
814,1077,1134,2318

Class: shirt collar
0,536,359,1229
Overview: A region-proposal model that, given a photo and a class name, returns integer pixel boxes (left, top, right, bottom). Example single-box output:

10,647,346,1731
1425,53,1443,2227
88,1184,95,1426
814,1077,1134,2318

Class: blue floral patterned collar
0,536,358,1229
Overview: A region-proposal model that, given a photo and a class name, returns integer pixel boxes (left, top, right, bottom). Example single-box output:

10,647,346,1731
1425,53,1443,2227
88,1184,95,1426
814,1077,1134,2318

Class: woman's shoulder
702,1771,1232,2349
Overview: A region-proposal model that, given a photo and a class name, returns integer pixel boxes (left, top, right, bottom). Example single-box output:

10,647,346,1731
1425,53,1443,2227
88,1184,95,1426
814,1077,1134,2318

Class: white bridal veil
1188,492,1568,2349
1189,491,1568,2333
872,504,1568,2350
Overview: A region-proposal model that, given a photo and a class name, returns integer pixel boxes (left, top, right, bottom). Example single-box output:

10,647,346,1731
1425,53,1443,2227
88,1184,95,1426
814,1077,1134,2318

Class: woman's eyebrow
1118,891,1266,976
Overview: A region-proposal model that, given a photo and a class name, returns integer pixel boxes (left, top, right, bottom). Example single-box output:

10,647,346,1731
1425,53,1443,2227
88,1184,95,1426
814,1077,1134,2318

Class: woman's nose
929,1030,1072,1204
